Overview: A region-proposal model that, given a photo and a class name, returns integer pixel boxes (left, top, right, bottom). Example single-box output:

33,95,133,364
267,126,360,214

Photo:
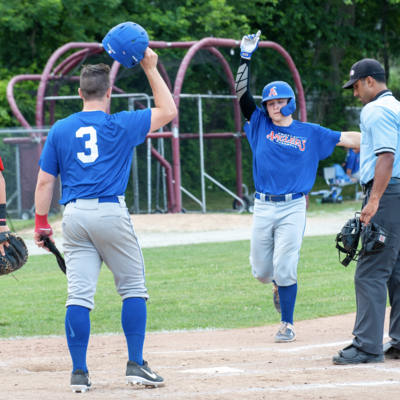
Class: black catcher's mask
335,213,396,267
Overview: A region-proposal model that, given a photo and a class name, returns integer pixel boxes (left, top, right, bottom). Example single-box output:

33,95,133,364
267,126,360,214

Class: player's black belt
67,196,120,205
254,192,304,202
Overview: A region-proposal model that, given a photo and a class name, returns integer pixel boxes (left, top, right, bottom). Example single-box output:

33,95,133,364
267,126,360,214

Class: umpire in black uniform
333,59,400,364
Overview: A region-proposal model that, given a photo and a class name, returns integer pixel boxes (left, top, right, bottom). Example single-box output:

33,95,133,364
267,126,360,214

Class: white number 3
76,127,99,163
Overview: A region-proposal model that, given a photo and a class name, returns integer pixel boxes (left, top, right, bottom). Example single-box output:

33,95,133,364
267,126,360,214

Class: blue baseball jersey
39,109,151,204
345,148,360,174
244,107,341,195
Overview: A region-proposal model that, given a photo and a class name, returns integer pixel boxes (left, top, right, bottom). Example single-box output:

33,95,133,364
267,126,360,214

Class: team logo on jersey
269,87,278,96
266,131,307,151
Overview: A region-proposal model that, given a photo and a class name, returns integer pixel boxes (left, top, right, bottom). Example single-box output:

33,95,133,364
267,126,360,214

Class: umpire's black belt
361,180,374,194
67,196,120,205
254,192,304,202
362,177,400,194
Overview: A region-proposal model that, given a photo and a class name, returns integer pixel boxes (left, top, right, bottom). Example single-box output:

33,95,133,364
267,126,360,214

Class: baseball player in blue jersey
33,25,177,392
236,32,361,342
345,148,361,181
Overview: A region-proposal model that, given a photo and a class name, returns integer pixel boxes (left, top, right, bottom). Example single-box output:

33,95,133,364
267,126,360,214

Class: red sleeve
0,157,4,171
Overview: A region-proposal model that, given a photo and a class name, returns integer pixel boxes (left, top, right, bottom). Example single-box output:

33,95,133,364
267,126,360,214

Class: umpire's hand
360,199,379,226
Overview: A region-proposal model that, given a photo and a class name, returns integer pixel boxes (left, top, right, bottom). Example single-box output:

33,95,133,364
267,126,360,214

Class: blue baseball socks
277,282,298,325
65,298,146,372
65,305,90,373
121,297,147,366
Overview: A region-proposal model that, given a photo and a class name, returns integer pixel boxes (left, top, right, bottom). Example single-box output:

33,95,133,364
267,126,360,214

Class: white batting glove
240,30,261,59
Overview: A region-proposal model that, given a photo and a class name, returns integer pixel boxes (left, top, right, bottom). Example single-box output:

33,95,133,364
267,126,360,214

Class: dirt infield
1,309,399,399
20,211,356,237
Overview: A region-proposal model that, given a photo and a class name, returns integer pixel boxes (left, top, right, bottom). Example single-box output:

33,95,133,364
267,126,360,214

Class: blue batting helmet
261,81,296,117
102,22,149,68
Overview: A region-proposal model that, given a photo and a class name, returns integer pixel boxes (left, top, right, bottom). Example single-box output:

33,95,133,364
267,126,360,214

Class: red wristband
34,213,53,236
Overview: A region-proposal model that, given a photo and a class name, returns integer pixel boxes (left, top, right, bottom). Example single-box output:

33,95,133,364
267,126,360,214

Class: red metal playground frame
6,38,306,213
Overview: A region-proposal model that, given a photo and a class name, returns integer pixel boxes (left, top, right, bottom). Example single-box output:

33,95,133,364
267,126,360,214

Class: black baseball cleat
70,369,91,393
126,360,164,387
332,344,384,365
383,342,400,359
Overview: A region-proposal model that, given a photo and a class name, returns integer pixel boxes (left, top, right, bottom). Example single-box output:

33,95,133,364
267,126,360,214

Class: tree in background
1,0,400,197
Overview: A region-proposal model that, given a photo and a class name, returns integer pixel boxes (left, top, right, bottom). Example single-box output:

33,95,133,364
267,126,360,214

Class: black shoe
383,342,400,359
332,344,384,365
70,369,91,393
126,360,164,387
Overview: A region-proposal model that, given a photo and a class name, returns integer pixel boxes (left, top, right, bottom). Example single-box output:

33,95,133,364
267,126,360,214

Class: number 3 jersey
244,107,341,195
39,109,151,204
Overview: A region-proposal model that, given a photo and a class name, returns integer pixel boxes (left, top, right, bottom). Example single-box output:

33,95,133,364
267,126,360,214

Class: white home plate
181,366,244,374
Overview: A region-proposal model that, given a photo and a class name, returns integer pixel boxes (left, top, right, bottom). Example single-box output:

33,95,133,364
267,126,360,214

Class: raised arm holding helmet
34,22,176,393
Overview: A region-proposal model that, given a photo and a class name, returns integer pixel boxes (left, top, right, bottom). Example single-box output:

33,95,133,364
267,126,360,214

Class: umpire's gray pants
250,196,306,287
353,184,400,355
62,197,148,310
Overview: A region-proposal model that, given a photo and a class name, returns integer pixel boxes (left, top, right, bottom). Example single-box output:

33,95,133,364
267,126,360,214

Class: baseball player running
333,59,400,364
33,42,177,391
236,31,361,342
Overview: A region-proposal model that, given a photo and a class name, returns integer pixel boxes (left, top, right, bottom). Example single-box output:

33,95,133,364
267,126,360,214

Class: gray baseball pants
250,196,306,287
353,183,400,355
62,197,148,310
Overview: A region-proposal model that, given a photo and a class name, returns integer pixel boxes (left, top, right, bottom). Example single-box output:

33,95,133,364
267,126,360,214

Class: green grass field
0,236,359,339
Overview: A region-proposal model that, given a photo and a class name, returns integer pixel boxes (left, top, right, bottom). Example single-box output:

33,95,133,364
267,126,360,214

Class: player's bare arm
337,131,361,148
236,32,260,123
34,169,56,251
141,48,177,132
0,170,10,256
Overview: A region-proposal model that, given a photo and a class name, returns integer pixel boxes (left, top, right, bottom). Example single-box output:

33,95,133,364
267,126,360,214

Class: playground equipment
5,38,306,214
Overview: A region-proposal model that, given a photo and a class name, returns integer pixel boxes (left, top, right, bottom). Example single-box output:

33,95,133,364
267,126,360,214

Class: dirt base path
1,309,399,400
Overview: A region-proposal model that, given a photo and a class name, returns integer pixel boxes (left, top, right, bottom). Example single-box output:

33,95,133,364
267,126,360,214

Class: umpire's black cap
343,59,385,89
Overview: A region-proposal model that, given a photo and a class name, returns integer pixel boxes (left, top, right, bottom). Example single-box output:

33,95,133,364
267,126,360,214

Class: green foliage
2,0,400,193
0,235,361,338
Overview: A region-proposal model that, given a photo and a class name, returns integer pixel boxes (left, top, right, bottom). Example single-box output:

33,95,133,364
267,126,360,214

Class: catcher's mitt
41,237,66,275
0,231,28,276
